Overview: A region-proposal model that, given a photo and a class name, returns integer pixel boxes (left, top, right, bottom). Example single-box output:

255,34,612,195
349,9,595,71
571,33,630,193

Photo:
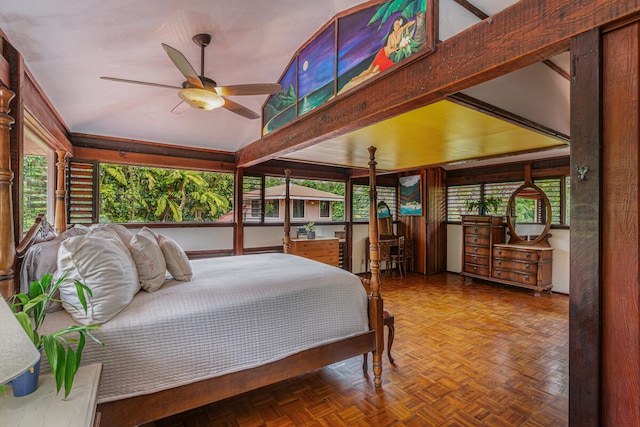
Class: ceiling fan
101,33,281,119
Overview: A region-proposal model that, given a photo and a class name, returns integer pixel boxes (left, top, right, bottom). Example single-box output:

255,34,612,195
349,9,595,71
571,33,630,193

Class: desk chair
390,235,406,277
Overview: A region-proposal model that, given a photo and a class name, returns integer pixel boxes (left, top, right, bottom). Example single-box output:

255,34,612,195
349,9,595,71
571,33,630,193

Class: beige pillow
57,234,140,325
129,227,166,292
156,234,192,281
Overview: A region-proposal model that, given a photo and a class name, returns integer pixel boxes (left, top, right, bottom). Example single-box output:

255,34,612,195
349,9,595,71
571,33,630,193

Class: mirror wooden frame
506,182,552,246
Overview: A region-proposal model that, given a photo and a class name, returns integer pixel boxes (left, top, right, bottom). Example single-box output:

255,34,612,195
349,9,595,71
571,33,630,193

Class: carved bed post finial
283,169,292,254
367,145,384,387
0,85,16,298
54,149,69,234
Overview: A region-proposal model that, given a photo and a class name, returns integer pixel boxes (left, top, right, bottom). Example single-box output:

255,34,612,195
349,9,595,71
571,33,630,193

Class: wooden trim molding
0,85,15,298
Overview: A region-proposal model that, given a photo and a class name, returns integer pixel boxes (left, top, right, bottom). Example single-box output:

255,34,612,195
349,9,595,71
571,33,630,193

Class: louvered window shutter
67,160,97,225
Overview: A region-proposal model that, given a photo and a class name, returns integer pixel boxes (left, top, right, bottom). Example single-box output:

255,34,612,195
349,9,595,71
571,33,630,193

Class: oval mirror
506,182,552,246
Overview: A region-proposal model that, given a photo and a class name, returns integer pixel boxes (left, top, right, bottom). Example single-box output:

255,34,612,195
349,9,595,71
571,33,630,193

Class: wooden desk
364,238,414,273
0,363,102,427
290,237,339,267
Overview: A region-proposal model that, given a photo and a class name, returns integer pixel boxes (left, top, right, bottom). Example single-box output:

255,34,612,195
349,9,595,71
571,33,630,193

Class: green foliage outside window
23,155,48,231
99,164,233,223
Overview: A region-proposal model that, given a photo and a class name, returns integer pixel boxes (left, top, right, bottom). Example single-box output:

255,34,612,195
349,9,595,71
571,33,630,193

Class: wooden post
283,169,291,254
0,86,16,299
234,167,244,255
368,146,384,387
54,149,68,234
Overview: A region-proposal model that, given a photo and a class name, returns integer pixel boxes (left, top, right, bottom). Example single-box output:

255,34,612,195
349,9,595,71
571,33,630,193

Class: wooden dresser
492,244,553,295
290,237,339,267
461,215,506,281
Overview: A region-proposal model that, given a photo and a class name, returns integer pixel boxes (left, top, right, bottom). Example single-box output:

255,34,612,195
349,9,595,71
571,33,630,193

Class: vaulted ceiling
0,0,570,171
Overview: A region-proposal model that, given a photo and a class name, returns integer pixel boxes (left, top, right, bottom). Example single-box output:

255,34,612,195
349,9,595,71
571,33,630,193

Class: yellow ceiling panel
281,100,567,171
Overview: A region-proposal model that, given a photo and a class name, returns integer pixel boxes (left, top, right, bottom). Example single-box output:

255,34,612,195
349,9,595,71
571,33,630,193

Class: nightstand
0,362,102,427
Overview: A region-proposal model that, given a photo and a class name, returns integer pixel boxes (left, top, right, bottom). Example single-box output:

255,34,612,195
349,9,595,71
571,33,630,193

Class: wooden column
367,146,383,387
601,22,640,426
54,149,68,233
0,86,16,299
426,167,447,274
283,169,291,254
569,28,602,426
234,167,244,255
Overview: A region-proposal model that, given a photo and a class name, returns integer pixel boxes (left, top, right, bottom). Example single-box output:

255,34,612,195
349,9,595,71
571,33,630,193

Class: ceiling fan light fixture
178,88,225,110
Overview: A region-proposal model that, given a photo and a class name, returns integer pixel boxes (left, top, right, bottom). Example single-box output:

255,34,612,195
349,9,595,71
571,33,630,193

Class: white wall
447,223,570,294
244,224,348,249
128,226,233,251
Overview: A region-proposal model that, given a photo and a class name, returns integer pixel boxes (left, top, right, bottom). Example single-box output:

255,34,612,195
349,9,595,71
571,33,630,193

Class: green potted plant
304,222,316,239
465,195,502,216
7,273,104,398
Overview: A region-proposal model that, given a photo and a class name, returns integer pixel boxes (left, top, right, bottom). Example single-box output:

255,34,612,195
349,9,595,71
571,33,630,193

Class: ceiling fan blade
101,76,181,90
161,43,203,89
170,101,190,114
221,98,260,119
214,83,282,97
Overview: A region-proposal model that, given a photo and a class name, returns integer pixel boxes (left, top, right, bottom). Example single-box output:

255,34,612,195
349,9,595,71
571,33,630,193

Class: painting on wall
337,0,431,95
262,58,297,135
399,175,423,216
262,0,435,134
297,21,336,117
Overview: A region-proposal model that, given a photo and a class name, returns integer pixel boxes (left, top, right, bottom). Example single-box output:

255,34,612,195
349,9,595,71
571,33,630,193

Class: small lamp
0,299,41,385
178,88,225,110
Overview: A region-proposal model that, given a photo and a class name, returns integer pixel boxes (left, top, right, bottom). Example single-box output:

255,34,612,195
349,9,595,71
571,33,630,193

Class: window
447,177,570,226
292,199,305,219
242,176,262,223
534,178,562,225
99,163,233,223
446,184,480,222
565,176,571,225
352,184,397,221
22,134,54,232
265,200,280,218
319,200,330,218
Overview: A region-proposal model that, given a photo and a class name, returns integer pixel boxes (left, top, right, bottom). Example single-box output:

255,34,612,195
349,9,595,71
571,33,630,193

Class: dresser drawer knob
497,260,502,265
525,275,530,281
498,250,502,255
473,237,478,242
497,271,501,277
473,247,478,252
474,227,478,233
526,252,531,258
473,266,477,271
525,263,530,269
473,256,478,262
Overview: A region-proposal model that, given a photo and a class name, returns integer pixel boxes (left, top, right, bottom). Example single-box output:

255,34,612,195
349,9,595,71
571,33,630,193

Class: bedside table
0,362,102,427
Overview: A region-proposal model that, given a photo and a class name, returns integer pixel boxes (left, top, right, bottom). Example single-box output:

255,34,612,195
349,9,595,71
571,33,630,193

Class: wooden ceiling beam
238,0,638,168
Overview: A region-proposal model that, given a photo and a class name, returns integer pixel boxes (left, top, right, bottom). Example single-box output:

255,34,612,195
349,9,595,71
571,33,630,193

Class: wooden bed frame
0,87,385,427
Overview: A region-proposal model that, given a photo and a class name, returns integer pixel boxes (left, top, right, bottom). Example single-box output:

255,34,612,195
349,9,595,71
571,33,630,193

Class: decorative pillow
156,234,192,281
57,234,140,325
90,223,133,245
129,227,166,292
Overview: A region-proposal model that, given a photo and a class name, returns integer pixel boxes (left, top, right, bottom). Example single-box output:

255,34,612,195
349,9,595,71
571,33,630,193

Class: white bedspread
40,253,369,403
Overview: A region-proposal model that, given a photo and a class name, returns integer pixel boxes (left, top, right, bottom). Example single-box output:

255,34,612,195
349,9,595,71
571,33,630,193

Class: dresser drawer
492,269,537,285
464,253,489,266
493,258,537,273
464,224,490,236
465,244,491,257
464,264,490,276
292,239,338,251
493,246,540,261
465,234,490,246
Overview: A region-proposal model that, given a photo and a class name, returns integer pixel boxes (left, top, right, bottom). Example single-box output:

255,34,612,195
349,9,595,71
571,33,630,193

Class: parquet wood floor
144,272,569,426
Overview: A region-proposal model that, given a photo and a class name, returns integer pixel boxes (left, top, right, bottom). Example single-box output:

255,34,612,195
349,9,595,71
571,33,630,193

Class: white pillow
90,223,133,245
129,227,166,292
57,235,140,325
156,234,192,281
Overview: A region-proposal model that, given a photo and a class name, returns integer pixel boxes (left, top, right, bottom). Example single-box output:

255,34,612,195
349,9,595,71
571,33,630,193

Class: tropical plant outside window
22,155,49,231
99,164,233,223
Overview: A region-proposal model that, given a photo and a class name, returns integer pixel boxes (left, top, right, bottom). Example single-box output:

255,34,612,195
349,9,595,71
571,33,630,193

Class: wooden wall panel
569,29,602,427
426,167,446,274
601,23,640,426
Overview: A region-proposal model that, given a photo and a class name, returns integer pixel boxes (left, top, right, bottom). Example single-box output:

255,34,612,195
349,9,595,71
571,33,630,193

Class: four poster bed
0,89,386,427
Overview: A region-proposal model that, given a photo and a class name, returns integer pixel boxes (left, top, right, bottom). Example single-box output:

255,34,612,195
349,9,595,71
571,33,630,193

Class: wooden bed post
54,149,68,234
283,168,291,254
368,146,384,387
0,86,16,299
